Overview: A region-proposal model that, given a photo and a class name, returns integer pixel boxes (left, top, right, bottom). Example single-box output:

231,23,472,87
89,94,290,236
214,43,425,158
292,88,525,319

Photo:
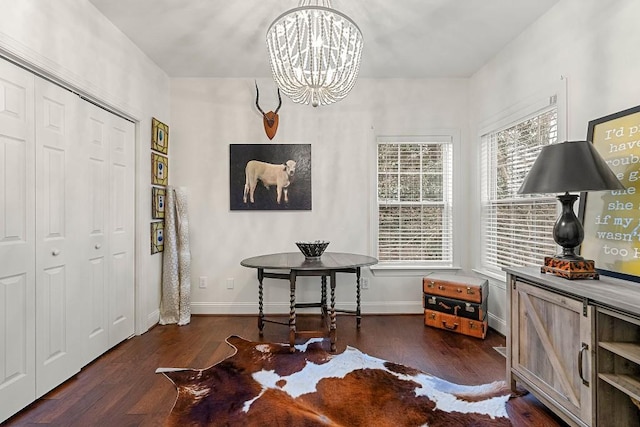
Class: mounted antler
255,81,282,140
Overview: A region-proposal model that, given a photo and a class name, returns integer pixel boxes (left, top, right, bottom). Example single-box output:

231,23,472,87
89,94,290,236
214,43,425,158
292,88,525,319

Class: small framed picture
152,153,168,186
152,118,169,154
151,221,164,254
152,187,166,219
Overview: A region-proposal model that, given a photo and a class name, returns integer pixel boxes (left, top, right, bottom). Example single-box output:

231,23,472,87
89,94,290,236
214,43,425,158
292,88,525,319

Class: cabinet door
0,57,36,424
34,77,84,398
511,280,593,425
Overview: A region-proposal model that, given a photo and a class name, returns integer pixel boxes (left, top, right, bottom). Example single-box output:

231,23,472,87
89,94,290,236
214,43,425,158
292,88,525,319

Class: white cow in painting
243,160,296,204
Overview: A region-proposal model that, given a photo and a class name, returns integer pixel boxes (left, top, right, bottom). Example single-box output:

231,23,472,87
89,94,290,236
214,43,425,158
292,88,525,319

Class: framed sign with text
579,104,640,282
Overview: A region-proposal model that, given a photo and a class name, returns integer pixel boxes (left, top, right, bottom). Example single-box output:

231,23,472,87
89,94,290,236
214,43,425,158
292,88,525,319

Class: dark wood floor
3,314,567,426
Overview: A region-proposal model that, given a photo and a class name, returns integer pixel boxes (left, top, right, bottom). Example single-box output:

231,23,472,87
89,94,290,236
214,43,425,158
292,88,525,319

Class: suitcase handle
442,321,458,330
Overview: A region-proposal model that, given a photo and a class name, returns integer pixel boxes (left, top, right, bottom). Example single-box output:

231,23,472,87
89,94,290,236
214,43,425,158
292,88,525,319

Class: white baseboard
488,312,507,335
190,301,509,336
147,309,160,330
190,301,425,315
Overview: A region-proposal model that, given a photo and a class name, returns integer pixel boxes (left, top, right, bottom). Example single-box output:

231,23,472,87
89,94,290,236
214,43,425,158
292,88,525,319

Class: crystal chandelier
266,0,363,107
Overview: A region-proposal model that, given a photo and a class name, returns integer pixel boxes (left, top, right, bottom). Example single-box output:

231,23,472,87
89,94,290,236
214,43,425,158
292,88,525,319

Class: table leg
258,269,264,335
289,270,297,353
321,275,328,317
330,271,337,352
356,267,362,329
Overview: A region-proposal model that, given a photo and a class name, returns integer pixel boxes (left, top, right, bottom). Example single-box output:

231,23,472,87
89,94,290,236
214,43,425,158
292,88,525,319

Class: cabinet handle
438,285,445,290
428,281,435,288
52,249,60,256
578,342,590,387
95,243,102,249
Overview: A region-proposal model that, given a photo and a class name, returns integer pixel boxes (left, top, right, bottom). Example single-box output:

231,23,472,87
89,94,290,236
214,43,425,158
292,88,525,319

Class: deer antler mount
255,82,282,140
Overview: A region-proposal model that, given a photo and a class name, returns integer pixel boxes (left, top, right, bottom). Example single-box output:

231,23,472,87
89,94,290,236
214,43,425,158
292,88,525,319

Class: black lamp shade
518,140,625,194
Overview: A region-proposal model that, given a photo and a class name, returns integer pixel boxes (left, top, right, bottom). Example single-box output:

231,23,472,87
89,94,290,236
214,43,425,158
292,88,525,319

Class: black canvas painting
230,144,311,210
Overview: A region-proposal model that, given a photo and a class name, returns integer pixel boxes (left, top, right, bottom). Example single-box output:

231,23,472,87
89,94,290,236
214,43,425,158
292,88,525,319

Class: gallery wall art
152,117,169,154
229,144,311,211
152,152,169,186
152,187,166,219
151,221,165,254
151,117,169,253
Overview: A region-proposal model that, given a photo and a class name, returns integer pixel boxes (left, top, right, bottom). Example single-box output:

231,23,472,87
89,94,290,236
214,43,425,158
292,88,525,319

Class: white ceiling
88,0,559,79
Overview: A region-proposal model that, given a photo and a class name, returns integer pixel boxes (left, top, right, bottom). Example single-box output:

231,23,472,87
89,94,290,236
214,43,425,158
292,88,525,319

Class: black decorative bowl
296,240,330,259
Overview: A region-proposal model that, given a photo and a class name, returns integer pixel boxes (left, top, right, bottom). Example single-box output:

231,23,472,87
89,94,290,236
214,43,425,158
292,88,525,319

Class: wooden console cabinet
505,267,640,427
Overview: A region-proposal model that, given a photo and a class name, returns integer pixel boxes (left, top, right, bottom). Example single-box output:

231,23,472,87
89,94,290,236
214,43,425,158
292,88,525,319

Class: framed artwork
579,104,640,282
152,152,168,186
152,187,166,219
229,144,311,211
152,118,169,154
151,221,165,254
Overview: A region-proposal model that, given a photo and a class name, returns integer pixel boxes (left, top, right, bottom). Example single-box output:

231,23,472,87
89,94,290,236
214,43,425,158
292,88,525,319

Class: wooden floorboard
3,314,567,426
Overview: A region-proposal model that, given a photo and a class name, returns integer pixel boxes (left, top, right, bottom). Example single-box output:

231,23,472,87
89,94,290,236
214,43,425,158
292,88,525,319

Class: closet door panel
82,103,109,364
108,117,135,346
0,60,35,424
34,78,83,398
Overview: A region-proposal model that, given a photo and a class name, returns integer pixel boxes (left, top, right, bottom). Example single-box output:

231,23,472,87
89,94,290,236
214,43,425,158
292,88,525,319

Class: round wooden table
241,252,378,351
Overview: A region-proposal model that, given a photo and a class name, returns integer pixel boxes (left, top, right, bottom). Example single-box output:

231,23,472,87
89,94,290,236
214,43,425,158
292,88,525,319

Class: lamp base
540,256,599,280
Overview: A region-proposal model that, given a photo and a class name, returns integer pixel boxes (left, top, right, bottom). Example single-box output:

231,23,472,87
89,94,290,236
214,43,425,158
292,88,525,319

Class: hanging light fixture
266,0,363,107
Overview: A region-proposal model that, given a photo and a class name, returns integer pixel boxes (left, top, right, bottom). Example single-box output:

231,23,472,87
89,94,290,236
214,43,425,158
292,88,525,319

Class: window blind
377,139,453,264
481,108,558,274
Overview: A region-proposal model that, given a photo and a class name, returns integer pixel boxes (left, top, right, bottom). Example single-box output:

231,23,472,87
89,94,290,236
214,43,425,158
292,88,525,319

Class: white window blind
480,108,559,274
377,138,453,264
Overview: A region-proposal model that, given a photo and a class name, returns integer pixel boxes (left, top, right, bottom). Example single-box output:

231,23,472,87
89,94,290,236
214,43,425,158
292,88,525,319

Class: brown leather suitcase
422,275,487,304
423,293,487,321
424,309,488,339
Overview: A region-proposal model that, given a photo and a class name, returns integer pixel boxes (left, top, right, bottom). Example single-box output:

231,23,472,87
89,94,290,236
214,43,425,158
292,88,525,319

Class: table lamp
518,140,625,279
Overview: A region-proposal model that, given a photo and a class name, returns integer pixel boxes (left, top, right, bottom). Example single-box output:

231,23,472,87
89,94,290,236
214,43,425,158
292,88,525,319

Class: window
376,136,453,265
480,107,559,275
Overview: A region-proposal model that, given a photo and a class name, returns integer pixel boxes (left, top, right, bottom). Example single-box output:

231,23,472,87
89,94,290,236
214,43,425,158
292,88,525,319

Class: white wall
170,78,472,315
0,0,171,333
470,0,640,333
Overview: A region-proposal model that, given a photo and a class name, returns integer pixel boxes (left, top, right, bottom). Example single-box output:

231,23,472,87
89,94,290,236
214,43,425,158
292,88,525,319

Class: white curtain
159,186,191,325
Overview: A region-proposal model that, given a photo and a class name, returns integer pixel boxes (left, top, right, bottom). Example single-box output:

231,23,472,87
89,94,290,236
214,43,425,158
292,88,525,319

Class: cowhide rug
157,335,512,426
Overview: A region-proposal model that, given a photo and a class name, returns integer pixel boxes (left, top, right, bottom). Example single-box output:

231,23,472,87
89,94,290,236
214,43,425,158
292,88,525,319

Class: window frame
371,133,459,273
478,97,562,278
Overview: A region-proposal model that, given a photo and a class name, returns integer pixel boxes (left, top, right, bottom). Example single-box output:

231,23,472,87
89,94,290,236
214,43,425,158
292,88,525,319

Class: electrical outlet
199,276,207,288
226,278,234,289
361,278,369,289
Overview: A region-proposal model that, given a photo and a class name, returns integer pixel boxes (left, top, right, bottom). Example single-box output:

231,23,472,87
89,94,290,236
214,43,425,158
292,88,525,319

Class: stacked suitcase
422,275,489,339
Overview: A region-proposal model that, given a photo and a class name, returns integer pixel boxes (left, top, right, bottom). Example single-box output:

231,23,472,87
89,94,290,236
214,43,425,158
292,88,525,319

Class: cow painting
229,144,311,211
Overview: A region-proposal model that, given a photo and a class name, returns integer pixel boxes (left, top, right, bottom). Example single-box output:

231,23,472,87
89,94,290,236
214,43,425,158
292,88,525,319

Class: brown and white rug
157,335,512,426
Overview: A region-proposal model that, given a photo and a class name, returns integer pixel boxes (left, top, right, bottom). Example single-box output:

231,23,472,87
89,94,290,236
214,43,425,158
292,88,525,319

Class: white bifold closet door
81,101,135,364
0,55,37,423
34,75,85,397
0,59,135,423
